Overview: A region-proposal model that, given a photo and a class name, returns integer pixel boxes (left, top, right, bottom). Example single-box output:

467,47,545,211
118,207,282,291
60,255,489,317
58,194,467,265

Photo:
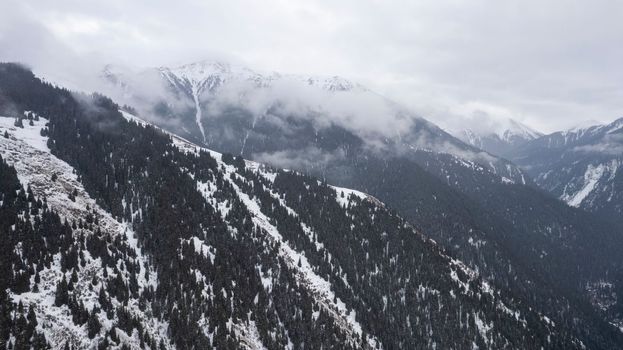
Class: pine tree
13,117,23,128
54,276,69,306
87,308,101,339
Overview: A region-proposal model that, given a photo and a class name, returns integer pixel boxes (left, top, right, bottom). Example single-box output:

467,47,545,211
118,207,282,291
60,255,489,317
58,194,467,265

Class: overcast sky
1,0,622,133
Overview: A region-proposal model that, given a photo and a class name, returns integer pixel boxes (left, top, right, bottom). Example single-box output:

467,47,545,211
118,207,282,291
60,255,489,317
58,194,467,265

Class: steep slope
455,118,543,157
0,63,586,349
508,118,623,216
0,115,172,349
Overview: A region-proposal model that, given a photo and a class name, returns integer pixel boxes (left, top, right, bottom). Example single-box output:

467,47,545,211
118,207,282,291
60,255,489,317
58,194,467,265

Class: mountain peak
155,59,362,93
606,116,623,133
158,59,273,88
503,118,543,141
455,118,543,156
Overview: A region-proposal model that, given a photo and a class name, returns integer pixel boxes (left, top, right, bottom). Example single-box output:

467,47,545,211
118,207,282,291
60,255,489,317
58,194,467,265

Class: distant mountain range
451,114,622,217
506,117,623,216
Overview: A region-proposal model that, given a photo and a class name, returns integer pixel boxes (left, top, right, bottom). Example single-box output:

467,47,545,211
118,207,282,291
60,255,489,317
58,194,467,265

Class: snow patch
563,163,607,207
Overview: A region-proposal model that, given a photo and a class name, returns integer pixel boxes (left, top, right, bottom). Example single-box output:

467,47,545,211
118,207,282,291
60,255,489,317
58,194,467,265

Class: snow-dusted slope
561,161,618,208
2,111,379,349
120,111,570,349
124,110,381,348
0,114,172,349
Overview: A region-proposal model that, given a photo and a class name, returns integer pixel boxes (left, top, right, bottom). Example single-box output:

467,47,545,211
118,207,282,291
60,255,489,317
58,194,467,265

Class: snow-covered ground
561,160,619,207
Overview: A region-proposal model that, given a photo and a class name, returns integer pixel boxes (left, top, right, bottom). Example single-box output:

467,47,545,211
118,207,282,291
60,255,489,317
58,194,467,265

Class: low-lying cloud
573,133,623,155
253,146,347,173
206,77,414,138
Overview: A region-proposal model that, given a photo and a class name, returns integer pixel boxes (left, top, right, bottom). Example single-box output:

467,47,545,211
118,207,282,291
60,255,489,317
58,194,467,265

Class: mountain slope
507,118,623,216
0,63,587,349
1,115,173,349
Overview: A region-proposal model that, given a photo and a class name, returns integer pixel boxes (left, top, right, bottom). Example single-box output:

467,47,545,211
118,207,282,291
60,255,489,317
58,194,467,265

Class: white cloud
2,0,623,133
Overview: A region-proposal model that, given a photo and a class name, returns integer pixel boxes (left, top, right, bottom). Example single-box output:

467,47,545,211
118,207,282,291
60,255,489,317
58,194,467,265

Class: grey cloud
573,133,623,155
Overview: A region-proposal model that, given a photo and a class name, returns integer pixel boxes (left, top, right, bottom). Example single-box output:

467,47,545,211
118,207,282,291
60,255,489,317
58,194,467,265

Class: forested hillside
0,63,590,349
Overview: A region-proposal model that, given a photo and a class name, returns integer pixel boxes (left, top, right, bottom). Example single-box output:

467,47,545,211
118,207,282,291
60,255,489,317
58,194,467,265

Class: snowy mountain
4,63,623,348
507,117,623,216
98,60,623,347
455,118,543,157
2,62,607,349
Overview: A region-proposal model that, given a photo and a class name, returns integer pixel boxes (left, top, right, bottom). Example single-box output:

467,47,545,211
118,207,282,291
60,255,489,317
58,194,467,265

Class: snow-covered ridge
106,60,531,189
501,118,543,141
512,116,623,216
564,117,623,135
548,117,623,149
157,59,363,93
155,60,363,143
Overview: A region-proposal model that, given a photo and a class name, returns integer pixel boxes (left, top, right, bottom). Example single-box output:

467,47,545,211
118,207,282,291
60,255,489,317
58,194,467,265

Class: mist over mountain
101,60,528,182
